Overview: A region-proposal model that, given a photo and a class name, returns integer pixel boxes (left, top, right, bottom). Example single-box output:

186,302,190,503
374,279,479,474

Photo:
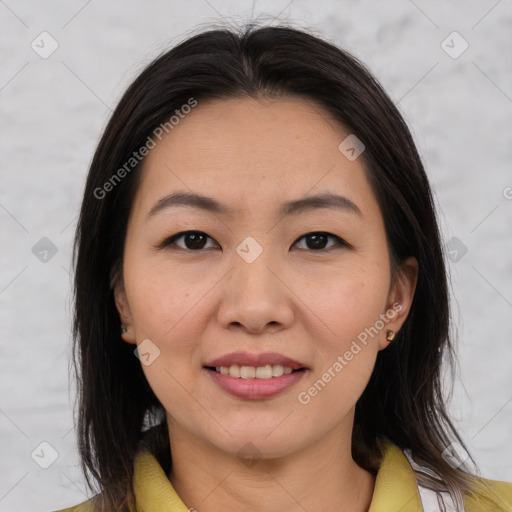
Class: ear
378,256,418,351
113,278,137,345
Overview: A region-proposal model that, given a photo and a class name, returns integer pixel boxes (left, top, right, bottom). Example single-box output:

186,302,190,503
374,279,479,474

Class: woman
60,24,511,511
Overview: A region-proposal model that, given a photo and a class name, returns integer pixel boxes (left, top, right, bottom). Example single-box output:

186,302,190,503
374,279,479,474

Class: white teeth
255,365,273,379
229,365,241,378
215,364,297,378
240,366,256,379
272,364,284,377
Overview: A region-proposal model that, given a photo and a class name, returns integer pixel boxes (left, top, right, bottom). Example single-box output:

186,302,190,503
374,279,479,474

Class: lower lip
205,368,306,400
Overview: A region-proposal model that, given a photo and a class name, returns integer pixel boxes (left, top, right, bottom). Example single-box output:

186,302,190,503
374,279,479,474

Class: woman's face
114,96,417,460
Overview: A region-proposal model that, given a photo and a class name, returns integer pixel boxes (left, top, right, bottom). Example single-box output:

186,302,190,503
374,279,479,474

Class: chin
207,423,307,462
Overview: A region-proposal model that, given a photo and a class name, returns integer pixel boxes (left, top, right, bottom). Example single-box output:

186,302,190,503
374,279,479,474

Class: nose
216,248,295,335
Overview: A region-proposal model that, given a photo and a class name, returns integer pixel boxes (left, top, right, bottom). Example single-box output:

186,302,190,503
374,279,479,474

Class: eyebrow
146,191,362,220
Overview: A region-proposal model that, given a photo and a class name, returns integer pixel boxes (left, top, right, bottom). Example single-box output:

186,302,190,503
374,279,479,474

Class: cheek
300,261,389,394
125,251,211,337
304,262,390,338
296,273,387,413
125,268,207,410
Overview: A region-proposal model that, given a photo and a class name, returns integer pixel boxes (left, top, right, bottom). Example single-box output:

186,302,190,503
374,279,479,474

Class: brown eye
161,231,218,251
293,232,346,251
158,230,347,252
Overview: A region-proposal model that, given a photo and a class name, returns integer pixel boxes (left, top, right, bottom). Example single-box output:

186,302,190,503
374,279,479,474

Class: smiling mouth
205,365,306,379
204,360,307,399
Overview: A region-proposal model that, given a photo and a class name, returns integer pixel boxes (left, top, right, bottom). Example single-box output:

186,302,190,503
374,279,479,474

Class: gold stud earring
386,330,396,341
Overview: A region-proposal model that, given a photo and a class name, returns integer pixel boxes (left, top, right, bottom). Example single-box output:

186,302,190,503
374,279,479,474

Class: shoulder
464,475,512,511
376,439,512,511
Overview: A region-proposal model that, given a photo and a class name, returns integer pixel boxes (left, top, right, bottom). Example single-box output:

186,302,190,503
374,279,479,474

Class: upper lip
204,352,307,370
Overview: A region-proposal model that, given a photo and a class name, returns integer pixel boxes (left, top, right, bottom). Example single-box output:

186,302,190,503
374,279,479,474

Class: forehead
131,96,377,221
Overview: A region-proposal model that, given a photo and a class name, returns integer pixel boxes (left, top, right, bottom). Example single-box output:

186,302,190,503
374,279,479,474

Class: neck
167,416,376,512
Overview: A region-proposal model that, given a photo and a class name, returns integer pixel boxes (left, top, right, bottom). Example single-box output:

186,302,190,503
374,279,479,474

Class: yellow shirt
56,440,512,511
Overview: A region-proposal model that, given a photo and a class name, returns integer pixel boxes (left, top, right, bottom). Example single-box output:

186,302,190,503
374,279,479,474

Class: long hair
72,23,477,510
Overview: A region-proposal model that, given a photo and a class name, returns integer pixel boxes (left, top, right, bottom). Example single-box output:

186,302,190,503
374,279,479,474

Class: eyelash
157,230,350,252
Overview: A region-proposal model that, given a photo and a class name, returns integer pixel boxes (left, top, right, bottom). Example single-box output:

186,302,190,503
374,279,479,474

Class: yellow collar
132,439,423,511
63,439,510,511
368,441,423,511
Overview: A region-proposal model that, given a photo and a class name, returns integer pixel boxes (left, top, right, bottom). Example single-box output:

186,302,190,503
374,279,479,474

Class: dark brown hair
72,22,478,510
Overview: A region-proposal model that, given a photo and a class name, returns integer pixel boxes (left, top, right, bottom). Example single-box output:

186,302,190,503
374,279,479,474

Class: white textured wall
1,1,511,510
